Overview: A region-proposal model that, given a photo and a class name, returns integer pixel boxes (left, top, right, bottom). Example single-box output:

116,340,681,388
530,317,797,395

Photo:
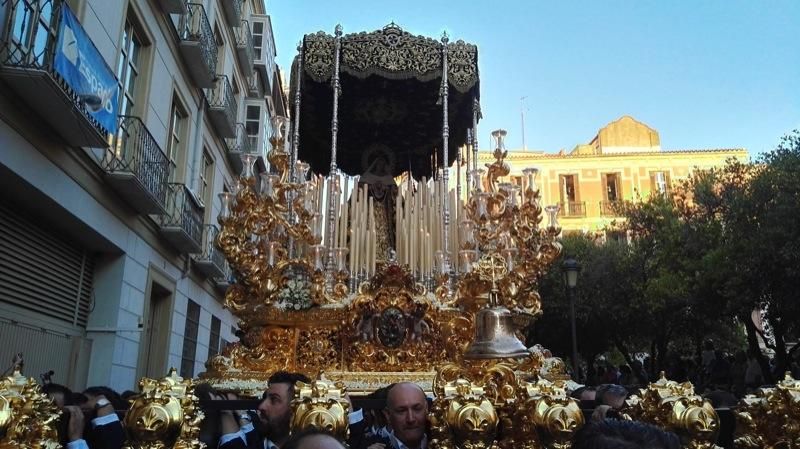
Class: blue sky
268,1,799,156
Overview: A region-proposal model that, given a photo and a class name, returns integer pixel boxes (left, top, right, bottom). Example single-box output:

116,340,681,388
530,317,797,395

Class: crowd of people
40,370,687,449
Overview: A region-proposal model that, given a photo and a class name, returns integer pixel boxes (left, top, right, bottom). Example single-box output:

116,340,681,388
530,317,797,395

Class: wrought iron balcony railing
178,3,217,87
233,20,255,76
558,201,587,218
220,0,243,27
193,224,226,278
212,260,233,294
206,74,237,138
225,123,253,175
159,183,203,254
600,200,623,217
247,71,264,98
104,116,171,214
0,0,111,148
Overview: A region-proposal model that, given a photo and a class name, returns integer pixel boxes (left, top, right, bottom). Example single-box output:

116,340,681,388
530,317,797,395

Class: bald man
363,382,428,449
283,430,347,449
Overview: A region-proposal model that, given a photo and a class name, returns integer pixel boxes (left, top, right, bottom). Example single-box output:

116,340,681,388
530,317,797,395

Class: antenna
520,96,529,151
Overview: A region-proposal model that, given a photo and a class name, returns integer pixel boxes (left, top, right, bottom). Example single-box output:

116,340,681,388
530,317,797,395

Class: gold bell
464,305,529,359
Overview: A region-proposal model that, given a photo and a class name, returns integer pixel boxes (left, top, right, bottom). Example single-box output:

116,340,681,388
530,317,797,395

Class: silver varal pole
288,43,304,258
472,99,480,171
325,24,343,293
440,32,451,276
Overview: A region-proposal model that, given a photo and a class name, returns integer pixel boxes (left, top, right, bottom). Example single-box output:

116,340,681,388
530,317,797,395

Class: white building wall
0,0,279,391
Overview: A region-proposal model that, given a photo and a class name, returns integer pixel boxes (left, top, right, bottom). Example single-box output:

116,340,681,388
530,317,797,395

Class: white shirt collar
389,431,428,449
264,439,279,449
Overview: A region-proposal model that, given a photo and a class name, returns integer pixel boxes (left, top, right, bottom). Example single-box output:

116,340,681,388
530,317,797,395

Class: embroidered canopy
290,23,480,179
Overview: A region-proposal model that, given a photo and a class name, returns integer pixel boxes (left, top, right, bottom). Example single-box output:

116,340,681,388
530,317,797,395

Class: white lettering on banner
76,49,116,113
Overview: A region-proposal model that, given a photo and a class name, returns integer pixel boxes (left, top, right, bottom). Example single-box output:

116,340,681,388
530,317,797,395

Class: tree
711,131,800,381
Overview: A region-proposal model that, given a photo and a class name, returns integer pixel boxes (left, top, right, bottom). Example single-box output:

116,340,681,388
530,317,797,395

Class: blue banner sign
54,5,119,135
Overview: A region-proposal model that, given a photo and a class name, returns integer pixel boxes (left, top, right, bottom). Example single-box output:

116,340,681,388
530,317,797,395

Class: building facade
477,116,748,234
0,0,284,391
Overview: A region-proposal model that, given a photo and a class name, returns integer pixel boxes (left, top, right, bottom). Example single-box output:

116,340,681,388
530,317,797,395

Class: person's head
82,386,125,411
42,384,73,407
283,429,347,449
595,384,628,409
384,382,428,449
257,371,311,443
572,419,681,449
570,386,596,402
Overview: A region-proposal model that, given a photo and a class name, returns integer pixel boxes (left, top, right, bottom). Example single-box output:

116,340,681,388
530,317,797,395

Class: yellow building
477,116,747,233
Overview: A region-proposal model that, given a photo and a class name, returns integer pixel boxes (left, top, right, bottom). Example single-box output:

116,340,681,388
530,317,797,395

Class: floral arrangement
276,278,313,310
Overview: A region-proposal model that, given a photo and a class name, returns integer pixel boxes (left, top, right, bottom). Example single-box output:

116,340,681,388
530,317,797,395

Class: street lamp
562,257,581,382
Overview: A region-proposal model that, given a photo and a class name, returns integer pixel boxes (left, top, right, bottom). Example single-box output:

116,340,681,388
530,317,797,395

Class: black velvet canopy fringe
290,24,480,180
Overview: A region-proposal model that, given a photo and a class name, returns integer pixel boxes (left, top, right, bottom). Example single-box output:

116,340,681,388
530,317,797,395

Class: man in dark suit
63,389,125,449
219,371,368,449
219,371,311,449
359,382,428,449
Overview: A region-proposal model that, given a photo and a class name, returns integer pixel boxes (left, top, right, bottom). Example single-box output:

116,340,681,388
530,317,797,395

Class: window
180,300,201,378
117,18,144,117
167,101,188,181
213,23,225,71
5,0,57,66
246,104,261,151
199,150,214,205
251,20,263,60
650,171,671,195
207,316,221,359
604,173,621,202
560,174,577,203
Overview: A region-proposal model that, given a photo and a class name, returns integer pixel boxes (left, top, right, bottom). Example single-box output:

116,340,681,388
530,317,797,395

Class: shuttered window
207,315,221,360
180,300,200,378
0,202,94,328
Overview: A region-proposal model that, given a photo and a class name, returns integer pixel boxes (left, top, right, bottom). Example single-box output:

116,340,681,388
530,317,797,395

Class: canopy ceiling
290,23,480,180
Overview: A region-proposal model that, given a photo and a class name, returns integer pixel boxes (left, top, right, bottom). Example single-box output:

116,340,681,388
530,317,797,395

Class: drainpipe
189,88,206,195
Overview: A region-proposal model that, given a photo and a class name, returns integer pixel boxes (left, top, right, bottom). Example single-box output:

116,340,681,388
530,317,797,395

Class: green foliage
532,131,800,378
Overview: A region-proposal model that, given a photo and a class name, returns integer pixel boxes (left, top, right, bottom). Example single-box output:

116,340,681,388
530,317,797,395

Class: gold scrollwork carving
734,371,800,449
0,369,61,449
122,369,204,449
290,379,350,442
625,372,721,449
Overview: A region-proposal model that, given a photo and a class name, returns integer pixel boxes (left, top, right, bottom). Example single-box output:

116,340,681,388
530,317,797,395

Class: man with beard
219,371,367,449
219,371,311,449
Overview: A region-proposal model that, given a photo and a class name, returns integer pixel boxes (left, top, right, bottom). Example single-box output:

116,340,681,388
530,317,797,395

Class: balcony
559,201,586,218
193,224,226,278
220,0,243,27
178,3,217,88
250,14,274,82
104,116,171,215
247,71,264,99
233,21,255,77
600,200,623,217
206,75,237,138
0,0,111,148
225,123,253,175
212,262,232,294
156,0,187,14
158,183,203,254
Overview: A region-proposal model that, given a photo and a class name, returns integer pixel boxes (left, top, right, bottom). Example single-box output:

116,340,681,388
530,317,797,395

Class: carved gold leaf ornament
734,371,800,449
122,369,204,449
0,369,61,449
290,379,350,442
624,372,722,449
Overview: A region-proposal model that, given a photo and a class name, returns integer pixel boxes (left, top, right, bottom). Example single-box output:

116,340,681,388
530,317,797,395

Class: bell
464,305,529,359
